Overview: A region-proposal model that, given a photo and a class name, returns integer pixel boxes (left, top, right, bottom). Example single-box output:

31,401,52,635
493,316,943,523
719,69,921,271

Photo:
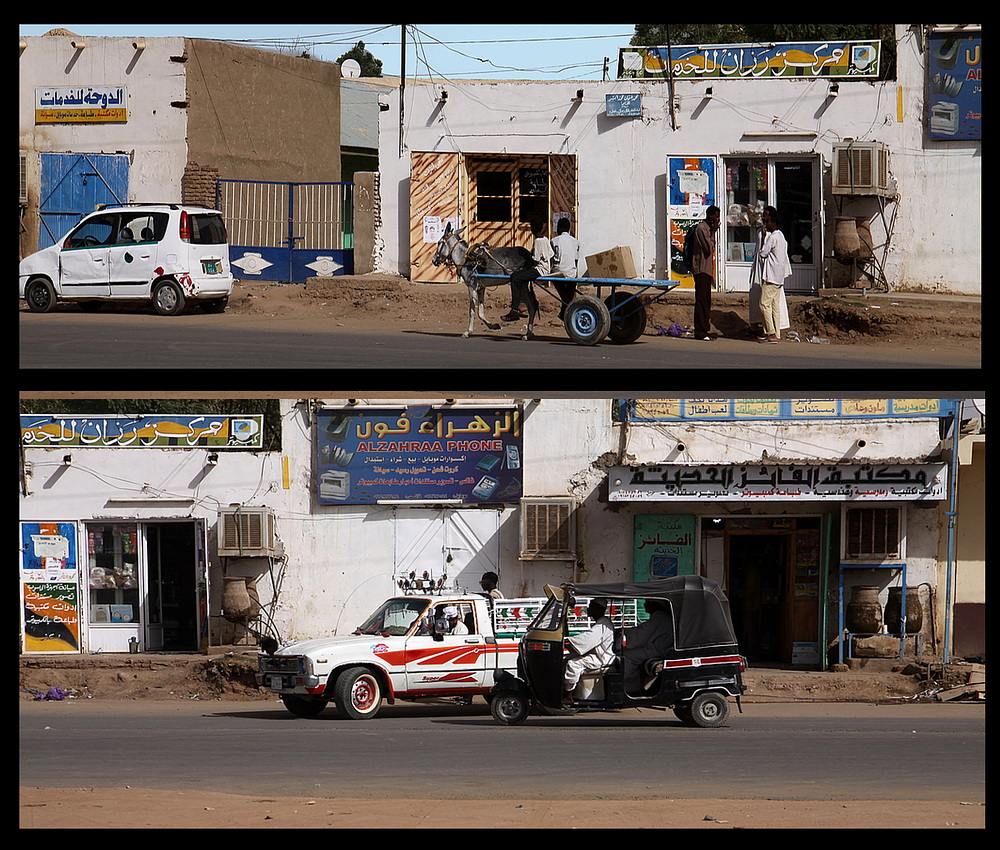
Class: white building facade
375,25,980,295
19,397,983,667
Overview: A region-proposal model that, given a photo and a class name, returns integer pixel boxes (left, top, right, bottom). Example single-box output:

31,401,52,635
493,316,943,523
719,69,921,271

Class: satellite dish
341,59,361,78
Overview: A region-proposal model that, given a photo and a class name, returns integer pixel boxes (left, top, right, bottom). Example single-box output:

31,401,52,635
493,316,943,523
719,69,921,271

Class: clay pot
834,217,862,259
884,587,922,635
846,585,882,634
854,217,874,259
222,576,260,618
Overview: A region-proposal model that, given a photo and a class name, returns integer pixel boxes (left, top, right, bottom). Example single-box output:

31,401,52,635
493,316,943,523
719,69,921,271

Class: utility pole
399,24,406,158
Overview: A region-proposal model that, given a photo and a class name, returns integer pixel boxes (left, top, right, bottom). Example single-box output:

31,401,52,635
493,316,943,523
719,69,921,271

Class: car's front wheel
24,277,57,313
333,667,383,720
151,279,186,316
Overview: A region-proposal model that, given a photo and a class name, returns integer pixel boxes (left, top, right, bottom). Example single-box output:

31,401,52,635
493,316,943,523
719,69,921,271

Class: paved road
19,312,978,371
19,699,985,802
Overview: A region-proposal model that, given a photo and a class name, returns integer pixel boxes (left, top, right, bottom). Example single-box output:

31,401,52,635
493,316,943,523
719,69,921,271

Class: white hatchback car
19,203,234,315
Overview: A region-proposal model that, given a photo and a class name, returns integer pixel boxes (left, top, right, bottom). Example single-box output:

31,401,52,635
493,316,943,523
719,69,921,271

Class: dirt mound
227,276,980,348
20,653,270,702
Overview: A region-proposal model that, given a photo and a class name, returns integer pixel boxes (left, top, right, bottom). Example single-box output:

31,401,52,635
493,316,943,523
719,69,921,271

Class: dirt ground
22,648,967,705
223,274,981,351
19,654,984,829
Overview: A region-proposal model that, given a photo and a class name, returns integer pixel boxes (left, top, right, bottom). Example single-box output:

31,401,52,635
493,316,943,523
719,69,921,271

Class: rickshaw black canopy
566,576,738,651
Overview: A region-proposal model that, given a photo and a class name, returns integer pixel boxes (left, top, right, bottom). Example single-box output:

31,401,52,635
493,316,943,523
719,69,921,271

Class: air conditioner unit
832,141,894,197
218,506,276,557
519,498,576,560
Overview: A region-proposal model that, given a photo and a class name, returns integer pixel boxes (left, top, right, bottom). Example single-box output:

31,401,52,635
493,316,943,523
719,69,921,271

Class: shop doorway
722,155,821,294
86,520,205,653
728,533,791,662
702,516,824,666
145,523,199,651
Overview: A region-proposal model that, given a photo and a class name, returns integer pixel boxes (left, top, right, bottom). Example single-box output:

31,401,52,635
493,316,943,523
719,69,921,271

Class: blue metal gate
217,179,354,283
38,153,129,250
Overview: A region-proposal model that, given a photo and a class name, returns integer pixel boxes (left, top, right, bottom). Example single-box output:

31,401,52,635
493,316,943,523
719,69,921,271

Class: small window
188,213,228,245
118,212,169,244
65,214,118,249
476,171,512,223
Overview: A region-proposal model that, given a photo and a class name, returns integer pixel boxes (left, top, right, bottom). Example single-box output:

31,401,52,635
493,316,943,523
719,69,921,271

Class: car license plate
202,260,220,274
269,675,284,691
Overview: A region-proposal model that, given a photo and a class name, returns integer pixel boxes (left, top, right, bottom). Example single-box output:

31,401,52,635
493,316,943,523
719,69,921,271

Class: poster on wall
21,522,80,653
633,515,696,581
927,30,981,140
316,406,523,505
667,156,718,289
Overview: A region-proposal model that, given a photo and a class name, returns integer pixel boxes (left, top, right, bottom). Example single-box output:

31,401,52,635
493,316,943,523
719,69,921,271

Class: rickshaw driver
623,599,674,694
562,598,614,704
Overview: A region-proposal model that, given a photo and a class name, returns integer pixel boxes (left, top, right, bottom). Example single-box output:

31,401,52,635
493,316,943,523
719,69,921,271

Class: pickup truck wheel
334,667,382,720
281,695,328,718
688,692,730,728
490,691,529,726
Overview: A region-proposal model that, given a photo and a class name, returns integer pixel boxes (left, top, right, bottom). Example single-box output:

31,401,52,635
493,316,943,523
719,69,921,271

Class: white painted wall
377,25,980,294
20,399,953,648
19,36,190,202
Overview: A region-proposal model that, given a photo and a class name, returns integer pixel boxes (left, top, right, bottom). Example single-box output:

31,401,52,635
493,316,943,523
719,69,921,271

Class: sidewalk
20,650,980,704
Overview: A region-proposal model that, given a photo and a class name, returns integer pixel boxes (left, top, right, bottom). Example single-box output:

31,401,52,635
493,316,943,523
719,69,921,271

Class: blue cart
477,274,681,345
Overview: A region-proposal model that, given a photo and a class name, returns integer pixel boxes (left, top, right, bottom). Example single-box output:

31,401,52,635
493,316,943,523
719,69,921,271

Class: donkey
432,223,539,339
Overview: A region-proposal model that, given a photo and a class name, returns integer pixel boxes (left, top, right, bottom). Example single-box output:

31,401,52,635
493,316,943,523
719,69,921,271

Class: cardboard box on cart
585,246,637,279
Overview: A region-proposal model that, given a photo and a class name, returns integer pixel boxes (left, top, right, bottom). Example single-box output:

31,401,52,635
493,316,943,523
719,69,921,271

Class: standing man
756,205,792,344
691,205,721,341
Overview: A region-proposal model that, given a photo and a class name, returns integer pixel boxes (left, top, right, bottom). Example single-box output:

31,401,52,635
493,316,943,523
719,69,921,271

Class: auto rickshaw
489,576,747,727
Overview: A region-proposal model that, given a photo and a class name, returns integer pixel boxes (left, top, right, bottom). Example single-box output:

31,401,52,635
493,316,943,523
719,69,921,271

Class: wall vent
520,498,576,559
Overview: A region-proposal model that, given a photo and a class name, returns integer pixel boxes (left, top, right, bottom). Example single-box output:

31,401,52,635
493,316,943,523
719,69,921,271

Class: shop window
724,159,768,263
476,171,512,222
87,524,140,625
519,167,549,225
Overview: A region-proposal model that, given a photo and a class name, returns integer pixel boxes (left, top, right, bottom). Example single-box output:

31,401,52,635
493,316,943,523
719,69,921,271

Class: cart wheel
688,692,730,728
490,691,529,726
563,295,611,345
605,292,647,344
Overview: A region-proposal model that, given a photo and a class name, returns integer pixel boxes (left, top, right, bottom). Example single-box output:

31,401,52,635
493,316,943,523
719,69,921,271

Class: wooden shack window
476,171,512,222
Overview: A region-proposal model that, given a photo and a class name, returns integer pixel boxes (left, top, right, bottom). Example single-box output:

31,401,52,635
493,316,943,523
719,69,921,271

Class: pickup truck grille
259,655,305,674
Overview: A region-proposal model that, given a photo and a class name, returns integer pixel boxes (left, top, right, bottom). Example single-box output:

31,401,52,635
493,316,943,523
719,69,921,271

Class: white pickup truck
257,592,637,719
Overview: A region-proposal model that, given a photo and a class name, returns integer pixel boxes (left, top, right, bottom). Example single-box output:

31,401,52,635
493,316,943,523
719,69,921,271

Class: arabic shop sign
618,40,881,80
609,464,948,502
20,414,264,449
633,515,696,580
316,406,523,505
35,86,128,123
622,398,948,422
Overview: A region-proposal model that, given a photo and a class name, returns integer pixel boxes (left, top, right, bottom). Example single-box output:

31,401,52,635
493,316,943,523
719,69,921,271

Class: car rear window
189,213,228,245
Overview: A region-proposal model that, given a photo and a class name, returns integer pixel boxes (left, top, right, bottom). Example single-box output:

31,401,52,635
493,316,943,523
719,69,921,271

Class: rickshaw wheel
688,692,730,728
490,691,529,726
